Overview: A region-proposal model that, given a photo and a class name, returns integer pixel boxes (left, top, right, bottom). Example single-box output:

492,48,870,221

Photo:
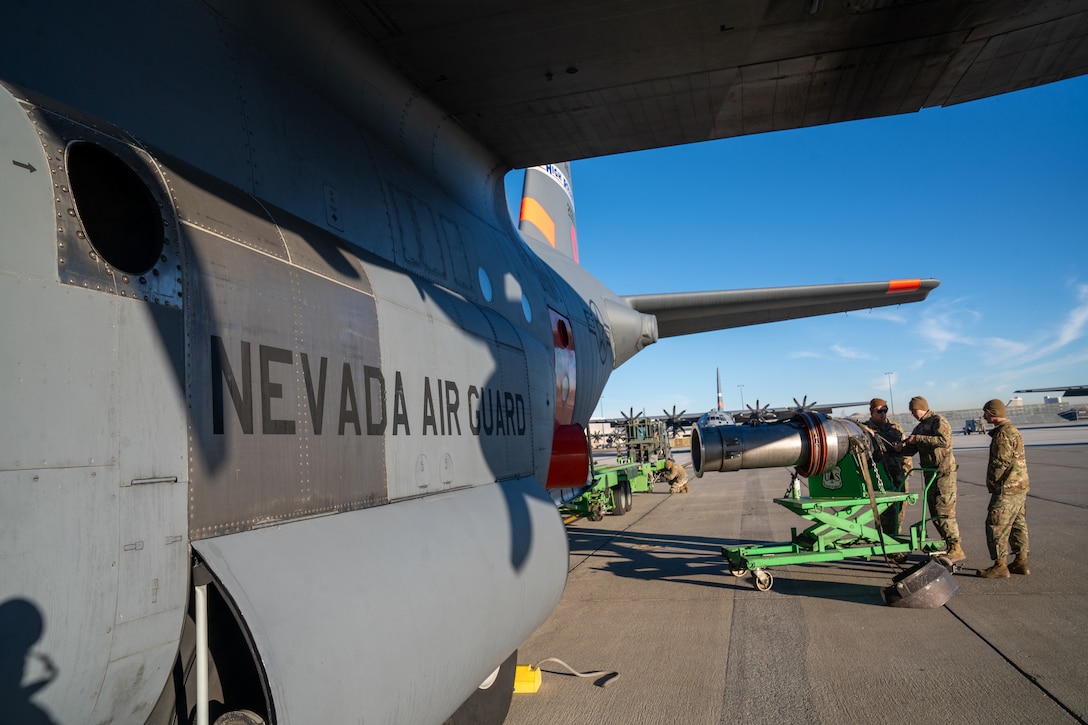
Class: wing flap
623,279,939,338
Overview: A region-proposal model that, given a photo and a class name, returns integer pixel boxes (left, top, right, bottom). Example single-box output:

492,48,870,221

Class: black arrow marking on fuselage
12,160,36,173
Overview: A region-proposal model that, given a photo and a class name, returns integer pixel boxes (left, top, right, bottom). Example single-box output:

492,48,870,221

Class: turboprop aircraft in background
603,368,868,435
2,1,1085,723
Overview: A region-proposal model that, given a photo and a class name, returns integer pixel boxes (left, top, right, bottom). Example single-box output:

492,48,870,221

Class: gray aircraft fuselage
0,4,655,723
0,0,993,721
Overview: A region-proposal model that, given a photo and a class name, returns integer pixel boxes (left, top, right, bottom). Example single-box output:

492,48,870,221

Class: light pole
885,372,895,415
737,384,745,409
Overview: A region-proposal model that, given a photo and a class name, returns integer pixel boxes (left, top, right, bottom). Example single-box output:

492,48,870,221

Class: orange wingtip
886,279,922,294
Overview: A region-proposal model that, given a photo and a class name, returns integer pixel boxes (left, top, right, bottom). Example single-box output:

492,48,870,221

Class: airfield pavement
505,423,1088,725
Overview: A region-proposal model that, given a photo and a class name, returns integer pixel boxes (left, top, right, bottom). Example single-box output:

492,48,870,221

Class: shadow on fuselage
0,598,58,725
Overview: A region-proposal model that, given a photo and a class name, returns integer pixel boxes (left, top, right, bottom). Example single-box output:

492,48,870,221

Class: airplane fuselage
0,4,642,719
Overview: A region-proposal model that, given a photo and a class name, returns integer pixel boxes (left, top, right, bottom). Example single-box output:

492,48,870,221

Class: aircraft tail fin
518,163,579,262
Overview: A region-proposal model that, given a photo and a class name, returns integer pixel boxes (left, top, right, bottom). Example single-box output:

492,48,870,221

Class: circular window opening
68,142,164,274
478,267,493,302
556,319,570,348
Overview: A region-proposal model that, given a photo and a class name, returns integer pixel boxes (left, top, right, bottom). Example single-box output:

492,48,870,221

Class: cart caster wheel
588,510,604,522
932,555,956,573
752,569,773,592
728,562,747,578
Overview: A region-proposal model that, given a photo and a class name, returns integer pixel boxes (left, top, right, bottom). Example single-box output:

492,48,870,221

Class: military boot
1009,553,1030,575
979,560,1010,578
945,542,967,563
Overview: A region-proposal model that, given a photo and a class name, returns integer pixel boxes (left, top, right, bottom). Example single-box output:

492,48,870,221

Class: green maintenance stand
723,459,944,591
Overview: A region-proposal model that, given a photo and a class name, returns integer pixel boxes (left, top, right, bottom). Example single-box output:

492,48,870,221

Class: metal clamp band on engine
794,411,827,477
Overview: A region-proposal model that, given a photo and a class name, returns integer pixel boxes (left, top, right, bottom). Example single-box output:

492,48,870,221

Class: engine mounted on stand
693,412,958,607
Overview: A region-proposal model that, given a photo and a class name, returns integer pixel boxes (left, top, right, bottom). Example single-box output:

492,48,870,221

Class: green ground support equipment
722,458,946,592
693,410,957,601
561,416,672,521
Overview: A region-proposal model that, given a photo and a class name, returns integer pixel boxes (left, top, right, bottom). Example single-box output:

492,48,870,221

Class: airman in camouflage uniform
978,399,1030,578
864,397,912,534
663,458,688,493
897,396,965,561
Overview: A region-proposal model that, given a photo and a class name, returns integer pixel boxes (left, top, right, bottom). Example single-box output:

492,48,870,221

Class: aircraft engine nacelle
692,412,872,478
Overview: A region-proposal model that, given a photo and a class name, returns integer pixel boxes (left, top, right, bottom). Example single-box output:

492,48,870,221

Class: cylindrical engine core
692,412,872,478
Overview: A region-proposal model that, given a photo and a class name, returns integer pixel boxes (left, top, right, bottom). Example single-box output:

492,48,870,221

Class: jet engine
692,412,873,477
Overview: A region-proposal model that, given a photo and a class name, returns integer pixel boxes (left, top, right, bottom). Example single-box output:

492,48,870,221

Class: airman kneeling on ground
663,459,688,494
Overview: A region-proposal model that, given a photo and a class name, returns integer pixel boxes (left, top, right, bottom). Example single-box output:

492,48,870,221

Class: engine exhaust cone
881,559,959,608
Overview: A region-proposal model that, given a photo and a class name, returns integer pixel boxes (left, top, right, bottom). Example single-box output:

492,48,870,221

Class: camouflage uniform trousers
927,468,960,545
986,490,1029,560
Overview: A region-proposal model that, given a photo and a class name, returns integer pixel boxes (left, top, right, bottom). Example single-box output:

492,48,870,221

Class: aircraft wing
1015,386,1088,397
623,279,939,338
355,1,1088,167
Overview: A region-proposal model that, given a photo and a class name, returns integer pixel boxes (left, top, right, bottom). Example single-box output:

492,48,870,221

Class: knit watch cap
909,396,929,411
983,399,1006,418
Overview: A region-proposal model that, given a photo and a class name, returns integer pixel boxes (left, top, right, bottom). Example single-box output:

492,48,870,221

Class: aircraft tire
443,649,517,725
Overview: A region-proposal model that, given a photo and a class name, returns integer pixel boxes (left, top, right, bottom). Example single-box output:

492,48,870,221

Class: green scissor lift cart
723,452,948,592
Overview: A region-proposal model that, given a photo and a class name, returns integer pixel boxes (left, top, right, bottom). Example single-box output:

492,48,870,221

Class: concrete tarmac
506,424,1088,725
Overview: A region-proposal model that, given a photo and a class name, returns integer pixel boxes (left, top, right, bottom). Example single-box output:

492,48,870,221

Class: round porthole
67,142,163,274
478,267,493,302
556,319,570,348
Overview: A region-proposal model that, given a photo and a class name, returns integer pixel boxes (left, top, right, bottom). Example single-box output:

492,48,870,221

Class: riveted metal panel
185,223,385,538
1,280,119,470
0,467,119,724
0,83,57,282
12,97,186,308
168,159,290,261
367,260,538,499
1,84,188,725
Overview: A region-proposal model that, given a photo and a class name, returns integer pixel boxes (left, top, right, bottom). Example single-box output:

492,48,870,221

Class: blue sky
507,75,1088,419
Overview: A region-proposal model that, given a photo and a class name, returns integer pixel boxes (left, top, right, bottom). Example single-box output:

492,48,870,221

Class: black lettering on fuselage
260,345,296,434
339,362,361,435
364,365,386,435
480,387,494,434
445,381,461,435
211,336,253,434
301,353,328,435
438,378,445,435
208,335,528,439
468,387,527,437
422,376,438,435
503,392,515,436
393,371,410,435
468,385,480,435
493,389,506,435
